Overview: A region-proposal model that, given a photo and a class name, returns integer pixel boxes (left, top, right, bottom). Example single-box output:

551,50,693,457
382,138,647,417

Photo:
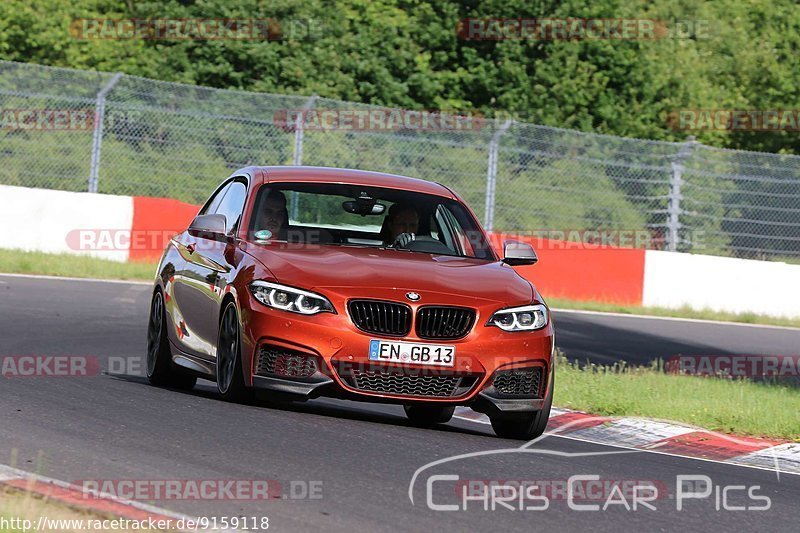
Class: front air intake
491,367,544,398
257,346,318,378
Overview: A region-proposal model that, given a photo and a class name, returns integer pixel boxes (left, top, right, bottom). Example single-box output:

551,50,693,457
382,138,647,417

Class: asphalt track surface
553,308,800,365
1,274,798,531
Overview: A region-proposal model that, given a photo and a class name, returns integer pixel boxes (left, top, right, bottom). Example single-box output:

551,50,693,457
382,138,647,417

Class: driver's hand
392,232,416,248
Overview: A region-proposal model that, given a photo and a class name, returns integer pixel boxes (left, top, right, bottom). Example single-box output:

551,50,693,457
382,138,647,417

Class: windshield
248,182,495,261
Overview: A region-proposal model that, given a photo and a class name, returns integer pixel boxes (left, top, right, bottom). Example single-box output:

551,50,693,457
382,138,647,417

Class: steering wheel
393,234,454,254
391,232,416,248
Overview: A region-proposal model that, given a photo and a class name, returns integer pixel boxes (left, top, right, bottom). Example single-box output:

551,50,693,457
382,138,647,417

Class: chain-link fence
1,60,799,260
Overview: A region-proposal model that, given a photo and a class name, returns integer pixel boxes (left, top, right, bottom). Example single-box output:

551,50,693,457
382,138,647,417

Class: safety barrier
2,185,797,318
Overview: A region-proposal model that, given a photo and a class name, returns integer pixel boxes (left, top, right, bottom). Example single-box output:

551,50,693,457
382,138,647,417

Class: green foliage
1,0,798,154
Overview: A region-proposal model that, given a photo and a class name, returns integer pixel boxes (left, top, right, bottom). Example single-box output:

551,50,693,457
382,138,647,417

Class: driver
381,203,419,247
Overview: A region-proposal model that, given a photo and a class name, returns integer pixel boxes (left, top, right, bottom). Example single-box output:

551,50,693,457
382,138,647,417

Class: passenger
381,203,419,247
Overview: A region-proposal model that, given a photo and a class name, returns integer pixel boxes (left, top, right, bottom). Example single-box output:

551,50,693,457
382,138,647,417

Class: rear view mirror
189,213,227,235
342,200,386,216
502,241,538,266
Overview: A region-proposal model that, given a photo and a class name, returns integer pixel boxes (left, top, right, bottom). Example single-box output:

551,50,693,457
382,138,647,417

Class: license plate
369,339,455,366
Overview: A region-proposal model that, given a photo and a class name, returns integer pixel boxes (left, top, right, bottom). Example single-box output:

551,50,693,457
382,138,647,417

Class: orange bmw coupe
146,166,554,439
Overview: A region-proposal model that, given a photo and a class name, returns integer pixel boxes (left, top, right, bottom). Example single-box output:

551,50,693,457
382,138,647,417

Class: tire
489,368,554,440
404,404,455,427
216,301,252,403
146,290,196,390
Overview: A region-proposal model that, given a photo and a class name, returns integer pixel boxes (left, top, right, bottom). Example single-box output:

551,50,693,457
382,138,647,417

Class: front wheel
489,369,554,440
404,404,455,426
146,290,196,390
216,301,252,403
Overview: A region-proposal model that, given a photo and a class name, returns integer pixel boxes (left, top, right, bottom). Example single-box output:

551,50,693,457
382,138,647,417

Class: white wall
643,250,800,319
0,185,133,262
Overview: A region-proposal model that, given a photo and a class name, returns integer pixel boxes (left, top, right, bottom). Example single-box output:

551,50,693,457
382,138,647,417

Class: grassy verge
0,249,798,328
548,297,800,329
555,354,800,440
0,486,163,532
0,249,155,281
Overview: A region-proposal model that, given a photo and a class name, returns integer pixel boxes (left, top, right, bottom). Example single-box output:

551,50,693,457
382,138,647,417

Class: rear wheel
216,301,252,403
404,404,455,427
146,290,196,390
489,369,554,440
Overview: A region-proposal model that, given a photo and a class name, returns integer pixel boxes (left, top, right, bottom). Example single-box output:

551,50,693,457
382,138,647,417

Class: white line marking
0,470,21,482
551,307,800,331
562,418,696,447
453,407,490,424
0,272,151,286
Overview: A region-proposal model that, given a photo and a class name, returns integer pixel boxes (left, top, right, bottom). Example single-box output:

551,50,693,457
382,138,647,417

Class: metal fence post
292,94,318,166
290,94,318,219
667,135,696,251
88,72,123,193
484,119,512,232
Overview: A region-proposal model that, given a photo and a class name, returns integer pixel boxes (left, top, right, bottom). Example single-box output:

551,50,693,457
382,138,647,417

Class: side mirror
189,213,227,236
502,241,538,266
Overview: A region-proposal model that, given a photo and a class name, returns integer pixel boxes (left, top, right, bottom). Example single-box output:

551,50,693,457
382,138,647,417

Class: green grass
555,354,800,440
548,297,800,329
0,249,155,281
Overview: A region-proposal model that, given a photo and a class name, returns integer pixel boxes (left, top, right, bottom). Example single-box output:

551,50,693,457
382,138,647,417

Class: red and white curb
0,464,237,532
454,407,800,475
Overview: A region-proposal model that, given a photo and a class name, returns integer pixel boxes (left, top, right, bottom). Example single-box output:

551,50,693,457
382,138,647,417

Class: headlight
487,304,548,331
249,281,335,315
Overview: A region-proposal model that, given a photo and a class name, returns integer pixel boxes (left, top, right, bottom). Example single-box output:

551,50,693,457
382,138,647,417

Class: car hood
245,243,533,306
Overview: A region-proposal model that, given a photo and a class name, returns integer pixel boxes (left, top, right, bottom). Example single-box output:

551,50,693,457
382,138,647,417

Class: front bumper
240,288,554,412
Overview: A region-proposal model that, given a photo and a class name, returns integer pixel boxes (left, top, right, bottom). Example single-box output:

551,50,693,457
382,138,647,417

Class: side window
213,180,247,234
434,206,456,252
436,204,475,257
200,182,231,216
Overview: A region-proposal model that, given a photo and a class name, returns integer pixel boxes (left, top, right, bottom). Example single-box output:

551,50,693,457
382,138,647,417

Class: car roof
245,166,457,199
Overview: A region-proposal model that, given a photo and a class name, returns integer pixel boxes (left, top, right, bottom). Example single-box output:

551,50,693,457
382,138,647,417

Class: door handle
186,243,196,255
